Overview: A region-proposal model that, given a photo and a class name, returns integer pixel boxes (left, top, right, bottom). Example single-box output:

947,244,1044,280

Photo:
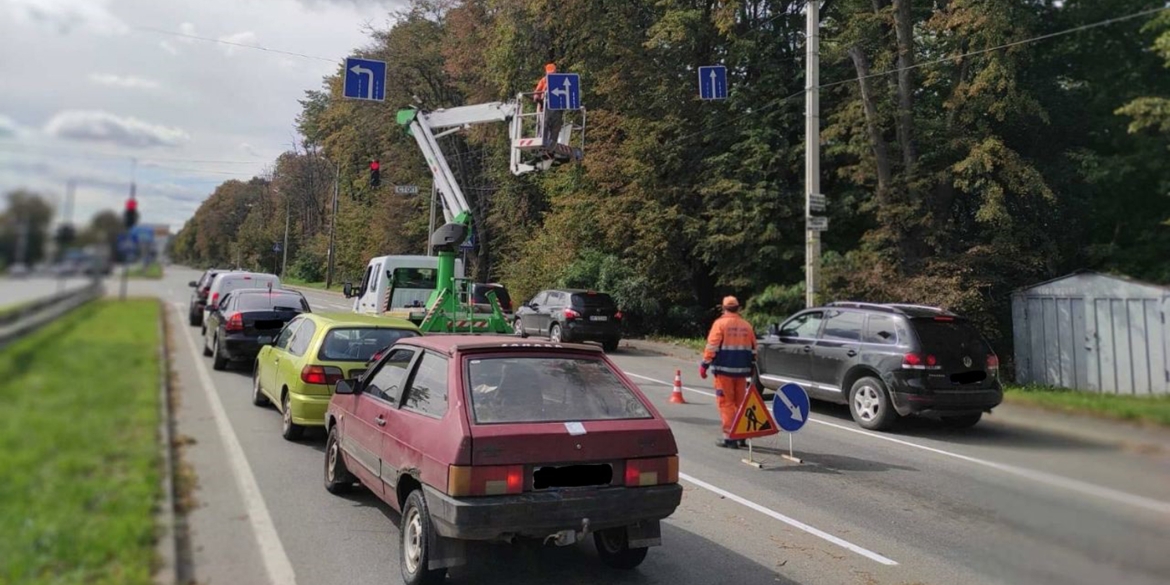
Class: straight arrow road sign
698,65,728,100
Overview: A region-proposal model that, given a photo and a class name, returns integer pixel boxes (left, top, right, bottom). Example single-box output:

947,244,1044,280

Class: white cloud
0,114,30,138
177,21,198,41
216,31,259,56
159,40,178,55
4,0,126,35
89,73,160,90
44,111,190,148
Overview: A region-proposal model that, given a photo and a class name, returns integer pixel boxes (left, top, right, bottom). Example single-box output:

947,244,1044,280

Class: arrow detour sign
727,386,780,440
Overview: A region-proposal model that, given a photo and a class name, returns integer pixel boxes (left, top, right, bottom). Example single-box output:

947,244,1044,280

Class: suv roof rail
884,303,956,316
826,301,957,317
825,301,900,314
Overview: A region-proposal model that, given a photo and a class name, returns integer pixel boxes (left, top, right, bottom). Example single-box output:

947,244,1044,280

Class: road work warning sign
727,386,780,440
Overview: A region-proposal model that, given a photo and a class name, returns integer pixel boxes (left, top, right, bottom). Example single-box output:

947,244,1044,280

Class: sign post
772,383,811,463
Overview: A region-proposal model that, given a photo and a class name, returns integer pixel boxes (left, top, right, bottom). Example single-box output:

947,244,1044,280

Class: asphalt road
152,268,1170,585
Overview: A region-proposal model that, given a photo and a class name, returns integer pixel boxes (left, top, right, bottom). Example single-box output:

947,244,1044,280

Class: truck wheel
594,527,648,570
513,318,528,338
550,323,562,343
941,413,982,429
324,426,354,494
400,490,447,585
281,392,304,441
849,376,898,431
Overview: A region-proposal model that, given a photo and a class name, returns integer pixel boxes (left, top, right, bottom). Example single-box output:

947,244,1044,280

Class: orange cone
669,369,687,404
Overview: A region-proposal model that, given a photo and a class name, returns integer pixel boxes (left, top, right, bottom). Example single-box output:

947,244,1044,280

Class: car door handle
846,349,858,357
375,416,386,427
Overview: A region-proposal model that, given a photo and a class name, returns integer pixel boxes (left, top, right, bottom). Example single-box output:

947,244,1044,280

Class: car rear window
318,328,419,361
467,356,650,424
910,319,989,353
570,293,615,310
235,293,307,312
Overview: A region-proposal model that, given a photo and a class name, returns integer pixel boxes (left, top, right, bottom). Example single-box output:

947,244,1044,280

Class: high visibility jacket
534,77,548,95
702,313,757,378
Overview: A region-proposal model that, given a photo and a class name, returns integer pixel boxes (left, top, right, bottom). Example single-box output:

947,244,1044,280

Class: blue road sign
545,73,581,110
273,242,282,253
344,57,387,101
698,65,728,100
460,231,476,251
772,383,810,432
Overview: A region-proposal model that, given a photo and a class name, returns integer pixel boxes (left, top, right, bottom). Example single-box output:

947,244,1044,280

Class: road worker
533,62,556,105
699,296,757,448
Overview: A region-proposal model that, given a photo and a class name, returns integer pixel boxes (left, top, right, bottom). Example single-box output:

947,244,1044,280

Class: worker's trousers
713,375,748,437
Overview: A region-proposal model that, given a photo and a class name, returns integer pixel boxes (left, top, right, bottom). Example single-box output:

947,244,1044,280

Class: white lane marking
679,472,898,566
172,305,298,585
628,371,1170,515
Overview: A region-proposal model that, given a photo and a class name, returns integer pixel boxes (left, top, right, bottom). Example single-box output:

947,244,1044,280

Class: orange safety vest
702,313,757,378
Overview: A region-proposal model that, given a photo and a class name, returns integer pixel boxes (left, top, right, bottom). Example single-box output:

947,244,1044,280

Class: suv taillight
903,353,939,370
225,312,244,332
301,365,344,386
614,311,623,321
448,465,524,496
987,354,1000,377
563,308,581,321
625,456,678,487
210,292,219,306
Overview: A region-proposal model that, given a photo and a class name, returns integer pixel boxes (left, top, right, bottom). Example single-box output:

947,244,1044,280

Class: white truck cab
345,255,464,316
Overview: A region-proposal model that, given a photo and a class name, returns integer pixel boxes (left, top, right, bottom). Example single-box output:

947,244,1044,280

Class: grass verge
282,276,343,292
1005,384,1170,428
0,300,31,321
0,300,161,585
126,264,163,279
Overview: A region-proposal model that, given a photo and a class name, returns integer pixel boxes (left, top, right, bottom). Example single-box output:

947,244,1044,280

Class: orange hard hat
545,63,557,73
722,296,740,308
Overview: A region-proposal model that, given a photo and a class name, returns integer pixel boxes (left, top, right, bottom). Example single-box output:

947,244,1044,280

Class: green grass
125,264,163,279
0,300,161,585
282,276,343,292
647,335,706,353
1005,384,1170,428
0,300,31,320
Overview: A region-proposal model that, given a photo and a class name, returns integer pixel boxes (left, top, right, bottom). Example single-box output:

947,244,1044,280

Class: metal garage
1011,271,1170,395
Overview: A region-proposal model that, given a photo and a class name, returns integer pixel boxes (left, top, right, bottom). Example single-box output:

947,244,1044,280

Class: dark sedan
203,289,310,370
187,268,232,326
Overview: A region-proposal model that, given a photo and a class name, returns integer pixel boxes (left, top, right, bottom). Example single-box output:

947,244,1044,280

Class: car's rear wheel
400,490,447,585
188,310,200,327
281,392,304,441
211,336,227,370
941,413,983,429
602,338,620,353
513,318,527,338
251,366,269,406
549,323,563,343
849,376,898,431
324,426,354,494
202,333,212,357
594,527,649,570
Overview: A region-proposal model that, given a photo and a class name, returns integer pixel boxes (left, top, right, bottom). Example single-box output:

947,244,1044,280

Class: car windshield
393,268,436,289
571,293,615,310
235,293,307,312
467,356,651,424
318,328,419,361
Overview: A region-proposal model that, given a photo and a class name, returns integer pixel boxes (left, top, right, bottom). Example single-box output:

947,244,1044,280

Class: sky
0,0,406,232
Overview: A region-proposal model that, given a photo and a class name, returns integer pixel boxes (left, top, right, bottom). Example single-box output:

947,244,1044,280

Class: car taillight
202,286,210,294
987,354,1000,376
447,465,524,496
614,311,623,321
563,308,581,321
301,365,344,386
625,456,678,487
211,292,219,306
225,312,244,332
903,353,939,370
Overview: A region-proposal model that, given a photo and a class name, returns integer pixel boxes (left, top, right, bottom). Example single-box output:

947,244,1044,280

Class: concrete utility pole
325,161,340,288
805,0,821,308
281,196,290,278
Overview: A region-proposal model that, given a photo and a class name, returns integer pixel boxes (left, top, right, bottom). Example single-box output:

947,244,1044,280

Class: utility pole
805,0,821,308
427,183,437,256
281,195,290,278
325,161,340,288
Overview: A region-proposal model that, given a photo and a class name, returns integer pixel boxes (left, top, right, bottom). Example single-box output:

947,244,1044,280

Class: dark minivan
513,289,623,352
756,302,1001,430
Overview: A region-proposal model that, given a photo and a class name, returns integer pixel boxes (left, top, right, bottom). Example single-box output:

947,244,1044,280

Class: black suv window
822,311,865,342
780,312,823,338
911,319,989,354
571,293,615,310
864,314,899,345
547,292,566,307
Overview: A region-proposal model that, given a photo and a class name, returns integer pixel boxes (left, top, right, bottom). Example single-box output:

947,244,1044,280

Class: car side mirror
334,378,358,395
257,335,275,346
342,282,353,298
188,281,198,287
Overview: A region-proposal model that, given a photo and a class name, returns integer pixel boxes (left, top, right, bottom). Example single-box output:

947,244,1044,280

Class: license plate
589,316,608,322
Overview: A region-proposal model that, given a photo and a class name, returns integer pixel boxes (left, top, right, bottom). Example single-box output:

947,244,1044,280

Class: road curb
154,301,181,585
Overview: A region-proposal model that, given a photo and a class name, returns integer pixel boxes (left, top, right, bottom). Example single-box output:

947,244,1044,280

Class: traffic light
124,197,139,230
369,160,381,188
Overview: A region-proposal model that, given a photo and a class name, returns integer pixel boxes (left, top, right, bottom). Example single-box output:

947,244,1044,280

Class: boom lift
396,92,584,333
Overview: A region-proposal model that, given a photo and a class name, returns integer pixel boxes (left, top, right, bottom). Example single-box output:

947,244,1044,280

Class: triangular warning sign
727,385,780,440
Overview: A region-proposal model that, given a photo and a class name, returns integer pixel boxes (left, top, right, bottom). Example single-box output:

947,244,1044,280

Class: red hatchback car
324,335,682,584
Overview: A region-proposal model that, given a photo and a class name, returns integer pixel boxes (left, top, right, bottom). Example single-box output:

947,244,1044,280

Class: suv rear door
570,292,618,329
909,317,996,389
811,310,865,394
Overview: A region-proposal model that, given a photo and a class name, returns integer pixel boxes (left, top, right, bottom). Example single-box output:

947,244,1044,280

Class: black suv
513,289,623,352
187,268,231,326
756,302,1001,430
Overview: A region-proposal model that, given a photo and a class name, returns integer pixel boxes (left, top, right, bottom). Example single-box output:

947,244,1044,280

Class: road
0,275,93,308
150,268,1170,585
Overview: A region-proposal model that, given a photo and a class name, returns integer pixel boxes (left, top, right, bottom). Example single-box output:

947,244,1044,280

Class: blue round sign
772,383,810,432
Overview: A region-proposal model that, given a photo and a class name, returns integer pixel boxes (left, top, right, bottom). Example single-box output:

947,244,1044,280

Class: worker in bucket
533,63,564,148
699,296,757,449
533,62,556,107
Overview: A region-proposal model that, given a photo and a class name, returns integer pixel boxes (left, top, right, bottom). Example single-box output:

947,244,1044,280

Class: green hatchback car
252,312,420,440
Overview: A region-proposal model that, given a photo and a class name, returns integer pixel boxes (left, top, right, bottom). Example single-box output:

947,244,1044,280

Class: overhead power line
130,25,337,63
0,143,267,166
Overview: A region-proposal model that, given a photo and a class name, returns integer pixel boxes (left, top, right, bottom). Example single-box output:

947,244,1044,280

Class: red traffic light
369,160,380,171
125,197,138,212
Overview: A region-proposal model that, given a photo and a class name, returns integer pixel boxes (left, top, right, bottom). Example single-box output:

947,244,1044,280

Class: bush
290,250,326,282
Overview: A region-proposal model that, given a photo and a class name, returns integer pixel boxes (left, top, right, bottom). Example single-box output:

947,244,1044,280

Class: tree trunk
892,0,917,169
848,46,893,203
